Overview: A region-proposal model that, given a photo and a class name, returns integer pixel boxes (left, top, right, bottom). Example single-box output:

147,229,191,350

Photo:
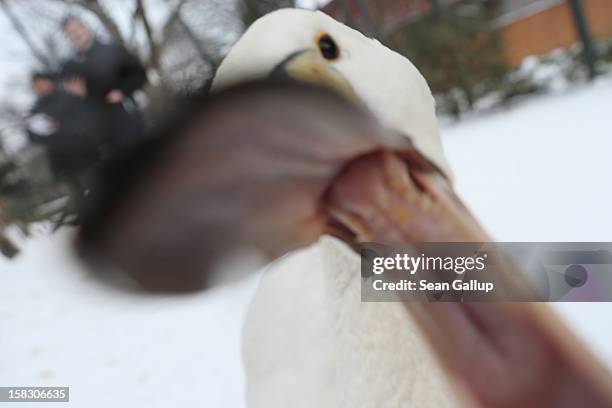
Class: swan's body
243,238,455,407
212,9,455,406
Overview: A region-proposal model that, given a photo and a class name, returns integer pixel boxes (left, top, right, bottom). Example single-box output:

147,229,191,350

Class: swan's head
212,8,452,180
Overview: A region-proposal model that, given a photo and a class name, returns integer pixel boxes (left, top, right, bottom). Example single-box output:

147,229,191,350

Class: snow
296,0,332,9
444,76,612,242
443,74,612,369
0,231,261,407
2,74,612,407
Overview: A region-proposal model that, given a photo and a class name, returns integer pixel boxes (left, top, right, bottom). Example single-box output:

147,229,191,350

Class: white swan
212,9,456,407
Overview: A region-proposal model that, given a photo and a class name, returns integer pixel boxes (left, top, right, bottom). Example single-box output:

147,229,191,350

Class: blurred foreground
2,72,612,407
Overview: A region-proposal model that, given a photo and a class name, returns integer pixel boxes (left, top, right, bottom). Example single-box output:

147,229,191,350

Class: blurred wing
77,82,433,292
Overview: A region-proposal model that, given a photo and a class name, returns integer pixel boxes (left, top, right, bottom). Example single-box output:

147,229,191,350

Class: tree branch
78,0,124,44
0,0,51,67
176,15,218,70
134,0,159,70
159,0,189,51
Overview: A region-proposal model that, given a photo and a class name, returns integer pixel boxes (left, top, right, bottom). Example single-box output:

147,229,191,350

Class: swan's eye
317,33,340,60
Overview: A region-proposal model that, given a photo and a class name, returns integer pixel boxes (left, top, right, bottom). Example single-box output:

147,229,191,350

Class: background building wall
499,0,612,65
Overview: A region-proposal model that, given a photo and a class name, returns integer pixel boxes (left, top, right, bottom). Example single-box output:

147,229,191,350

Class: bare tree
134,0,158,68
0,0,52,67
240,0,296,26
0,0,247,254
1,0,242,88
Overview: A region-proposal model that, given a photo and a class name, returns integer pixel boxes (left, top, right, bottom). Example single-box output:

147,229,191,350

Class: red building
321,0,612,65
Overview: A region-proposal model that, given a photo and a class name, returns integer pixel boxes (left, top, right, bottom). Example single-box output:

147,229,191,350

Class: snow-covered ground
2,75,612,407
444,74,612,377
0,229,260,407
